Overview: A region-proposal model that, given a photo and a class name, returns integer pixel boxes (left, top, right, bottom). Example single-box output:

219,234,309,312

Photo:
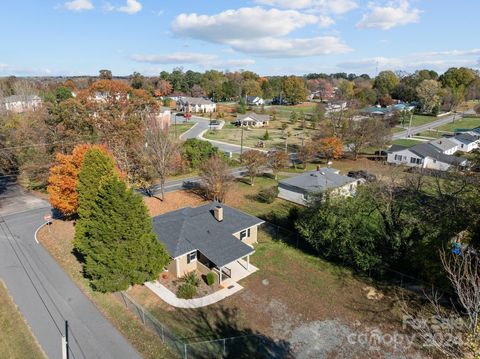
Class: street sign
44,214,52,223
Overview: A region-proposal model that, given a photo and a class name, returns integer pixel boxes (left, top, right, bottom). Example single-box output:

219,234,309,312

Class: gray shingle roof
409,143,466,165
388,144,408,153
429,138,458,152
152,203,263,267
279,168,356,194
236,113,270,123
178,97,215,106
454,133,478,145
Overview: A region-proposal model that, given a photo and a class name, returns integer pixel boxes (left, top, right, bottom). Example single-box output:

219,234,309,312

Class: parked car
347,170,377,182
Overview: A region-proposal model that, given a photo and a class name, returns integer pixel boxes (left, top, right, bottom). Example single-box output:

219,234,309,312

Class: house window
187,251,197,264
240,230,247,240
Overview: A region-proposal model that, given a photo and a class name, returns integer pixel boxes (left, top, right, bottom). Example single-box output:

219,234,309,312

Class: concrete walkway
145,280,243,309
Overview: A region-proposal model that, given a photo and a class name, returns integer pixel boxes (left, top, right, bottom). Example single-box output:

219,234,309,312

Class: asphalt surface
392,110,475,140
0,180,142,359
180,116,259,154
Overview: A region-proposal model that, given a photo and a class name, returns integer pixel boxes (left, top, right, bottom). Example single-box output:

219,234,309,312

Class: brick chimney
214,206,224,222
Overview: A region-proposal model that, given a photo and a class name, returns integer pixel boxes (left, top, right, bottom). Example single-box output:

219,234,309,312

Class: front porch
213,258,259,287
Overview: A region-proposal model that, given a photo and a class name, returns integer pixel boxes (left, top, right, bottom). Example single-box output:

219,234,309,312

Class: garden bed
158,270,221,299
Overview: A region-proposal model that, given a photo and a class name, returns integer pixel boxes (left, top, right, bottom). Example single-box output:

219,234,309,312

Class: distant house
454,127,480,139
176,97,216,113
155,108,172,129
326,101,347,113
246,96,265,106
449,133,479,153
0,95,42,113
360,103,415,119
278,167,362,206
387,143,468,171
152,203,264,284
234,113,270,127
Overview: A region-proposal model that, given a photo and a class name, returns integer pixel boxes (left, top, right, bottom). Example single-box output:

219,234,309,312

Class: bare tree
267,150,289,180
199,156,233,202
145,117,179,201
240,150,267,186
401,249,480,358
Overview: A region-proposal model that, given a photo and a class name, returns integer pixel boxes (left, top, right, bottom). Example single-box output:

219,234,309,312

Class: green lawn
0,280,46,359
397,115,438,128
391,138,423,147
436,117,480,133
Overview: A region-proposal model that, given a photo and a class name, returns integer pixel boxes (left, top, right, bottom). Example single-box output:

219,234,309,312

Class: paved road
0,181,142,359
393,110,475,140
180,116,259,154
146,167,247,195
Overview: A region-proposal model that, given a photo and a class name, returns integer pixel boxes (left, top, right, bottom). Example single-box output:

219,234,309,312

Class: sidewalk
145,280,243,309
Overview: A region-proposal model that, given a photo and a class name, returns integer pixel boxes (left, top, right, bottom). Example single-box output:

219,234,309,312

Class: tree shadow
174,305,293,359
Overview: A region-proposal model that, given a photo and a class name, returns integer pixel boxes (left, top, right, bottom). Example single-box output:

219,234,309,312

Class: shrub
183,271,200,287
177,283,196,299
257,186,279,204
206,272,215,286
263,130,270,141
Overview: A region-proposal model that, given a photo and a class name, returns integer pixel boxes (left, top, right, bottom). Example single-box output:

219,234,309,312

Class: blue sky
0,0,478,76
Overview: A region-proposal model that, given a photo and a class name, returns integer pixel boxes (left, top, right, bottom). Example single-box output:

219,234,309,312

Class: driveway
0,180,142,359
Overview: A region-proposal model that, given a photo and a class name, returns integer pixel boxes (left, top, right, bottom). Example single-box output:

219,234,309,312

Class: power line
0,217,86,359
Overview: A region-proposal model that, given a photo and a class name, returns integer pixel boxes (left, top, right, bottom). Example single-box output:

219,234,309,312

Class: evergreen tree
76,148,116,219
74,175,169,292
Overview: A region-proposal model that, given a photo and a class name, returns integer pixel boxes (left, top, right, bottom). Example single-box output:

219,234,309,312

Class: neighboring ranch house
387,143,467,171
235,113,270,127
246,96,265,106
454,127,480,138
0,95,42,113
152,203,264,284
429,138,459,155
325,101,347,113
176,97,216,113
278,168,362,206
450,133,479,152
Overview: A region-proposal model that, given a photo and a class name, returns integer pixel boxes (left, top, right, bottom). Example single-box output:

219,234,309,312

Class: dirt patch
144,191,206,217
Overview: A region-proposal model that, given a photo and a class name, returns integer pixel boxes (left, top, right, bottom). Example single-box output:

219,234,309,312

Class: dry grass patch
144,191,207,217
0,280,46,359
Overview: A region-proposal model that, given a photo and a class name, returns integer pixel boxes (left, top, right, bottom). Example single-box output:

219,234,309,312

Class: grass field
391,138,424,147
436,117,480,133
0,280,46,359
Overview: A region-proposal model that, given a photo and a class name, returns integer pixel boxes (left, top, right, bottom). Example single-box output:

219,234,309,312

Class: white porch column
175,258,180,277
247,255,250,270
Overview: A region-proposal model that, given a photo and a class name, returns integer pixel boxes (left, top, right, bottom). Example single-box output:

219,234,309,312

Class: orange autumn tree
47,144,107,216
317,137,344,162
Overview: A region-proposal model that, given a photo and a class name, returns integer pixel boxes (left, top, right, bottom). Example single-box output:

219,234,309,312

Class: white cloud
172,7,318,43
171,7,350,58
64,0,94,11
230,36,351,57
130,52,255,69
255,0,358,14
0,63,52,76
107,0,142,14
357,0,421,30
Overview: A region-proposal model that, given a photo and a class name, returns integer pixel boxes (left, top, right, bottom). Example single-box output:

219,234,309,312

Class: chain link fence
117,291,269,359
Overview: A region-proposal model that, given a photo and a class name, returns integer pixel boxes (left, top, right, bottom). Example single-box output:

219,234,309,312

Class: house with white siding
176,97,216,113
429,138,459,155
449,133,479,153
278,167,362,206
387,143,468,171
0,95,42,113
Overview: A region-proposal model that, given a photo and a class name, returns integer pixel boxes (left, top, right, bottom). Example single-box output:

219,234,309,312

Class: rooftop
236,113,270,122
152,202,263,267
409,143,466,165
178,96,215,105
279,168,356,194
429,137,458,152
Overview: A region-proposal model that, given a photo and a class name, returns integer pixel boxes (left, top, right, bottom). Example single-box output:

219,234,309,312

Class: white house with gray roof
278,167,362,206
234,113,270,127
387,143,468,171
429,138,459,155
152,202,263,284
176,97,216,113
449,133,479,152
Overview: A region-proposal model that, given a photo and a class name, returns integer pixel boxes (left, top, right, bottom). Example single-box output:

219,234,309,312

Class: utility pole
62,320,70,359
407,111,413,137
240,125,244,156
174,113,177,139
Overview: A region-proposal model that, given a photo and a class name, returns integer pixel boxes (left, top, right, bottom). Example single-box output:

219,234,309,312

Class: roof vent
214,206,224,222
